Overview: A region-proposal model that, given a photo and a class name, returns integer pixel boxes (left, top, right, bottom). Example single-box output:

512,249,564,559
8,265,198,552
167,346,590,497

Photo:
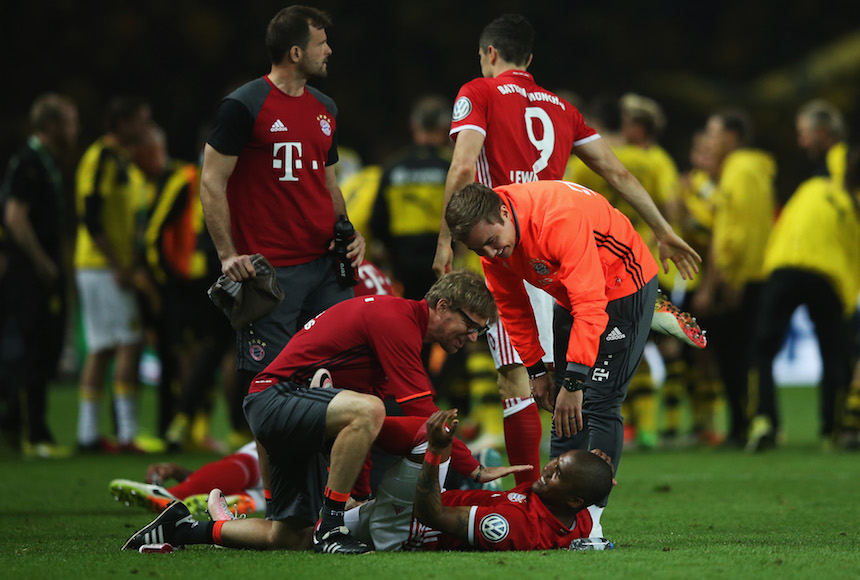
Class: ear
289,45,302,63
486,45,499,65
567,496,586,512
525,53,533,68
499,203,510,220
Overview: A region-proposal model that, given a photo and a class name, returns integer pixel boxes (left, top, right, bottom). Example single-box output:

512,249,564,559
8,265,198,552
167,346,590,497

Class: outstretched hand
657,231,701,280
473,463,534,484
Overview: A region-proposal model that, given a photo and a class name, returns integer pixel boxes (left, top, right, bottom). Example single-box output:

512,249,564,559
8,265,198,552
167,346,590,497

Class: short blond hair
620,93,666,138
425,269,497,324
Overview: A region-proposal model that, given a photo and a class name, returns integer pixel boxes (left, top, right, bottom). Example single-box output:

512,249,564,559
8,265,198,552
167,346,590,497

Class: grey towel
207,254,285,329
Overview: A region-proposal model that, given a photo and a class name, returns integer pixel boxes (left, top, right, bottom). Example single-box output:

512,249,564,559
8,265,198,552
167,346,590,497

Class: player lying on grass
109,442,264,520
122,410,613,552
342,409,615,551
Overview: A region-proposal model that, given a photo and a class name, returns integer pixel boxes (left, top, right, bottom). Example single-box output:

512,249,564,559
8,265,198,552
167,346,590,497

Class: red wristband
424,450,442,465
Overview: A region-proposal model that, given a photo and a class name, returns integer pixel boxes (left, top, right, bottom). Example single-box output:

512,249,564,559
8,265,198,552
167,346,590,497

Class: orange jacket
482,180,658,369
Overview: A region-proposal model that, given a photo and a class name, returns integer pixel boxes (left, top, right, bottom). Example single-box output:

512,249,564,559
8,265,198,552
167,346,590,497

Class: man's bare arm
413,409,474,542
433,129,485,277
324,165,365,266
575,138,701,278
199,144,255,281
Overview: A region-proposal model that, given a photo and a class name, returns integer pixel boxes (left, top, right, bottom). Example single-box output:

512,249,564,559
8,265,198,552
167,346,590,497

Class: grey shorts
550,276,658,468
236,254,354,372
243,382,342,524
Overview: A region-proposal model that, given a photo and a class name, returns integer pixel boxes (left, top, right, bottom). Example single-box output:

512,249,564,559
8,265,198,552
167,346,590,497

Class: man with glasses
123,270,526,553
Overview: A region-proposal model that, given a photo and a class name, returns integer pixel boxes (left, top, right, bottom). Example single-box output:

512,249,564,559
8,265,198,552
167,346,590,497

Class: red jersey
450,70,597,186
249,294,478,474
354,260,394,297
408,482,593,551
482,181,658,369
208,77,339,267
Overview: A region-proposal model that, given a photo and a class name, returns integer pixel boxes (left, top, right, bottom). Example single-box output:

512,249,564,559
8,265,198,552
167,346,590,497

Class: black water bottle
333,214,359,287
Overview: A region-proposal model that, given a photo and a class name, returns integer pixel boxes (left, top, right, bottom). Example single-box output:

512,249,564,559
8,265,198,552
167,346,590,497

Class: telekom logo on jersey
271,142,322,181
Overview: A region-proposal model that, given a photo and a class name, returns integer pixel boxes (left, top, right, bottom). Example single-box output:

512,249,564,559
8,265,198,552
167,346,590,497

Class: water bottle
568,537,615,551
333,215,359,287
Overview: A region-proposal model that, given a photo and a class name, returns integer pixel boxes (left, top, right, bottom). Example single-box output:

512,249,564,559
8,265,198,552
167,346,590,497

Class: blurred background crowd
2,0,860,460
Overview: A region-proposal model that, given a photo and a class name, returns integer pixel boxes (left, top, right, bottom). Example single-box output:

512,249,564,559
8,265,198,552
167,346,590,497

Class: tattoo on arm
414,463,442,524
414,462,471,541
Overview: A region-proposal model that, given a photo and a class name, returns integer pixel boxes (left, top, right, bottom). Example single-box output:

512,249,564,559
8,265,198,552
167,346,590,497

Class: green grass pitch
1,384,858,579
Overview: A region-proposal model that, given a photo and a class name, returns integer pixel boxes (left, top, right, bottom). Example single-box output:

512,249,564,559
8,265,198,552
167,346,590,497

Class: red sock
168,452,260,498
503,398,542,485
212,520,226,545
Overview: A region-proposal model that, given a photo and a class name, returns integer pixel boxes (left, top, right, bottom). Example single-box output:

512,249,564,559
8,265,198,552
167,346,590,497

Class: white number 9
525,107,555,174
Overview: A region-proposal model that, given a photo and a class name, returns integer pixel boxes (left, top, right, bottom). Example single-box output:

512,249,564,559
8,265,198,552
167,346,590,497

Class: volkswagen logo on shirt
479,514,510,543
452,96,472,122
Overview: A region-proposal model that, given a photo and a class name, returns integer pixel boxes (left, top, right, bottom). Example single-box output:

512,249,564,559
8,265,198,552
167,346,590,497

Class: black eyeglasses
455,307,490,336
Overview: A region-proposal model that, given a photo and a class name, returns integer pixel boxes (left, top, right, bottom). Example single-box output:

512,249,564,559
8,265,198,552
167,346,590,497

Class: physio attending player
121,271,528,554
446,180,659,534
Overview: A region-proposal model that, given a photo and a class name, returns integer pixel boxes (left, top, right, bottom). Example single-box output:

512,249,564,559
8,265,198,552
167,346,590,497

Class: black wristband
527,361,548,379
562,376,586,392
473,464,484,483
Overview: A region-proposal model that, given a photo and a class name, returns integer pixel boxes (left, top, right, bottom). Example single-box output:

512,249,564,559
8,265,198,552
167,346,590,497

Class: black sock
319,497,346,533
173,520,216,545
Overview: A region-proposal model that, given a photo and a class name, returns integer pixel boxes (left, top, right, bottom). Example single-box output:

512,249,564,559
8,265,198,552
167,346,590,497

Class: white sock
115,395,138,444
587,505,605,537
77,398,100,445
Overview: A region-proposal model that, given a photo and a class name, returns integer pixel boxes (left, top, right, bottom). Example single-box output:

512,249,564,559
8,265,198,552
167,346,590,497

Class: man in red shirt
122,270,528,554
446,180,659,535
432,14,700,489
342,409,614,551
200,6,366,435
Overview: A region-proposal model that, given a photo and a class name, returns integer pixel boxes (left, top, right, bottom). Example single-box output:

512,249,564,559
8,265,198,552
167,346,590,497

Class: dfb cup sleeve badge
452,97,472,122
479,514,509,543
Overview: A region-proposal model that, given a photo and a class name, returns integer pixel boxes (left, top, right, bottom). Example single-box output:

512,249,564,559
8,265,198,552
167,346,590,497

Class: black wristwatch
562,376,586,392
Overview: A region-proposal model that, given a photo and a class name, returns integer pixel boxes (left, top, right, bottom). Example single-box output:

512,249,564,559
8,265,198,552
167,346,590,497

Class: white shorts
487,281,554,369
76,269,143,352
345,458,450,551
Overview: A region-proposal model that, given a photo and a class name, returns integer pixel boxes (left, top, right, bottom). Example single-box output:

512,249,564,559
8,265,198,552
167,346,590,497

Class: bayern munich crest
479,514,510,543
249,342,266,362
452,96,472,122
507,492,527,503
530,259,550,276
318,115,332,136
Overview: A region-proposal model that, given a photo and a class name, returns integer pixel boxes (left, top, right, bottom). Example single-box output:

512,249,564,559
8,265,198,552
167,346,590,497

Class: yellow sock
661,358,687,434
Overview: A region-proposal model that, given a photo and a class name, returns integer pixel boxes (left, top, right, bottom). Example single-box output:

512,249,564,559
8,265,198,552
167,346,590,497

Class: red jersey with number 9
450,70,598,186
